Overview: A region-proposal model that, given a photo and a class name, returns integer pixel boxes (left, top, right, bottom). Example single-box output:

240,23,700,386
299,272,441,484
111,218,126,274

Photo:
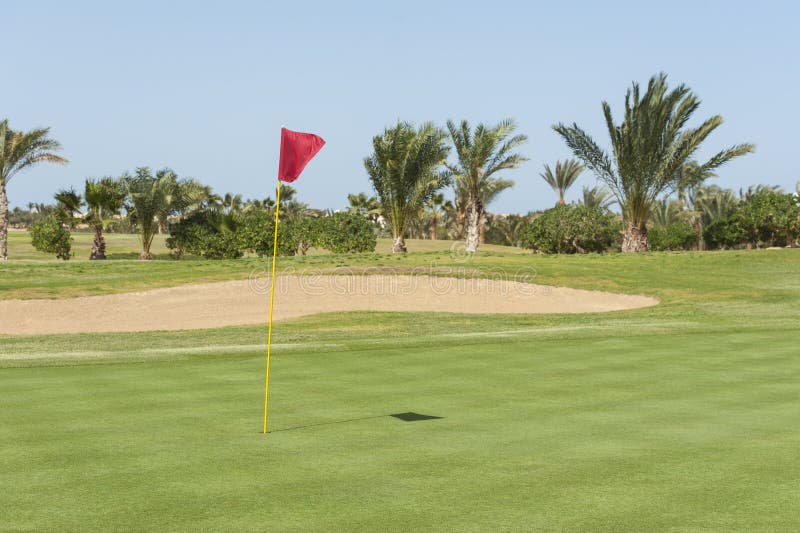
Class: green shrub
703,218,742,249
167,210,244,259
293,218,324,255
519,204,621,254
318,212,377,253
732,189,800,248
648,222,698,251
29,216,72,260
238,210,297,257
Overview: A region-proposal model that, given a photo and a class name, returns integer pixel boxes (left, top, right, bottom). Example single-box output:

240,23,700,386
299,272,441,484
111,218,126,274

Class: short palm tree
447,118,528,252
347,192,382,222
649,198,682,227
173,179,214,218
579,185,615,210
425,192,446,240
364,121,451,252
696,186,738,224
84,177,126,259
452,175,515,244
54,187,83,226
0,120,68,260
125,167,177,259
554,73,754,252
676,160,717,209
540,159,584,205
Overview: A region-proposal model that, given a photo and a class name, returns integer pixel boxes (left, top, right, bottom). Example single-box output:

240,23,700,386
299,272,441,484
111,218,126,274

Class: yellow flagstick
263,180,282,434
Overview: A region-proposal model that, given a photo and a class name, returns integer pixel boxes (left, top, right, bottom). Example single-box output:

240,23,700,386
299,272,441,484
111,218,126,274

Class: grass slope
1,247,799,530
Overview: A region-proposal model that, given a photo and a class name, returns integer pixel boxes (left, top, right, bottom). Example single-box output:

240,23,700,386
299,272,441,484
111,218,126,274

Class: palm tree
485,213,530,247
540,159,584,205
347,192,382,222
425,192,447,240
84,177,126,259
554,73,754,252
215,192,244,216
579,185,615,210
364,121,451,252
676,160,717,209
452,176,516,244
173,179,215,218
447,119,528,252
125,167,177,259
278,185,298,204
0,120,68,260
54,187,83,227
649,198,682,227
696,186,738,224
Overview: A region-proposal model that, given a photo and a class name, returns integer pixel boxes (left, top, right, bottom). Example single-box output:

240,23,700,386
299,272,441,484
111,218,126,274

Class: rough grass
1,244,799,530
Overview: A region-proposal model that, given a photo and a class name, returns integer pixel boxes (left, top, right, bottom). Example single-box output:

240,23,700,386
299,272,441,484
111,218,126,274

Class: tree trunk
139,250,153,260
478,211,487,244
90,226,106,260
391,235,406,253
456,208,465,239
0,184,8,260
464,196,482,253
430,213,438,240
621,223,649,253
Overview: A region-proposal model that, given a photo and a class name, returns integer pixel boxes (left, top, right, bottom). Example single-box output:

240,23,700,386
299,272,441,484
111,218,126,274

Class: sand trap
0,275,658,335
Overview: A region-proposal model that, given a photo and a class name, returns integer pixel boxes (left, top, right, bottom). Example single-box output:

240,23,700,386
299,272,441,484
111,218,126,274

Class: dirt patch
0,275,659,335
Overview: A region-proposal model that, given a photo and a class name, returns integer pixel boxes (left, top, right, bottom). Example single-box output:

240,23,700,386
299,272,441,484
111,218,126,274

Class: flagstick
263,180,282,434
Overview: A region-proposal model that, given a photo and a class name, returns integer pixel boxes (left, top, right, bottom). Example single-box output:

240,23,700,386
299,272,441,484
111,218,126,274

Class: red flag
278,127,325,182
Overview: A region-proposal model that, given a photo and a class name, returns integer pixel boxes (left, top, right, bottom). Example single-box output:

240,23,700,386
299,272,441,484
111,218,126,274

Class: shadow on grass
266,412,443,434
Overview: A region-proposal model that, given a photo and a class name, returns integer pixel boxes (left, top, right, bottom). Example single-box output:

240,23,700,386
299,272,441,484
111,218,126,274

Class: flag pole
263,180,282,434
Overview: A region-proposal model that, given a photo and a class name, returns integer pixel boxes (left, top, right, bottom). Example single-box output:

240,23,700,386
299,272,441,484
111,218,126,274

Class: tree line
4,72,799,261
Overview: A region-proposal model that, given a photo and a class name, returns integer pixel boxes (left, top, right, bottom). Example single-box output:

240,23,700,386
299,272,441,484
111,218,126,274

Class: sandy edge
0,275,659,335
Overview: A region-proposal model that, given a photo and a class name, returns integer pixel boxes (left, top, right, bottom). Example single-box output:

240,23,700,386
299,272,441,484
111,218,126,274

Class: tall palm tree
125,167,177,259
0,120,68,260
447,119,528,252
364,121,451,252
579,185,615,210
540,159,584,205
554,73,754,252
84,177,126,259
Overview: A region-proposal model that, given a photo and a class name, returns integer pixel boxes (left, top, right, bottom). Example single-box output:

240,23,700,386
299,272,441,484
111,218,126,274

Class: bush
703,218,742,250
167,210,377,259
29,216,72,260
648,222,698,251
317,212,377,253
293,218,324,255
519,204,621,254
238,210,297,257
732,189,800,248
167,210,244,259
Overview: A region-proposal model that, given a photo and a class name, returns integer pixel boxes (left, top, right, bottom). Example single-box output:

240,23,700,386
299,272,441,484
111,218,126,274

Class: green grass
5,229,172,261
1,244,799,530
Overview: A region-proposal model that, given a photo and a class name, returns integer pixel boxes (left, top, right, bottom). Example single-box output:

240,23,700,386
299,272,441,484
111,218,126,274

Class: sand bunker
0,275,658,335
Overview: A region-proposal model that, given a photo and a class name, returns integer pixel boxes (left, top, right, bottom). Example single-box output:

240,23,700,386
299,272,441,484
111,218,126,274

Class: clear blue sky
4,0,799,213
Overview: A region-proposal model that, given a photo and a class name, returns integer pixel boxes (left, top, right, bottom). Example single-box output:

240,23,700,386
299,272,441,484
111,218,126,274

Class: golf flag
278,128,326,182
264,127,325,435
